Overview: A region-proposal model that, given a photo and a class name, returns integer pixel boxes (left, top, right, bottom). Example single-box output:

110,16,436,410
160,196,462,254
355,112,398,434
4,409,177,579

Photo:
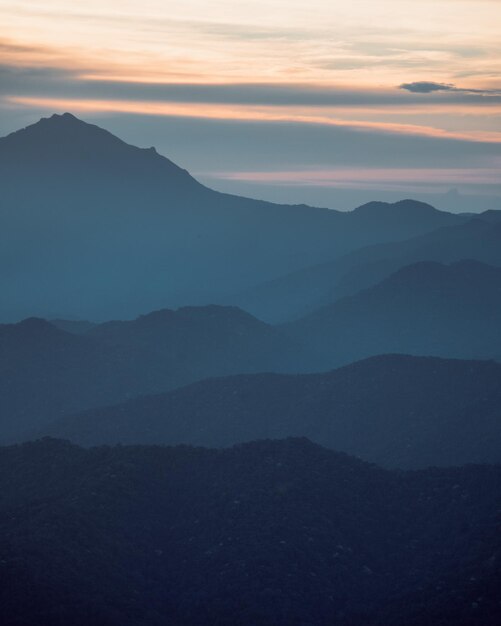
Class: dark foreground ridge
0,437,499,626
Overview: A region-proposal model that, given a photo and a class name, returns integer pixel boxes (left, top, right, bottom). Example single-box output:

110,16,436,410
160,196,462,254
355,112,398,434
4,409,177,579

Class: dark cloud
0,64,409,105
0,65,76,95
400,81,501,96
400,81,455,93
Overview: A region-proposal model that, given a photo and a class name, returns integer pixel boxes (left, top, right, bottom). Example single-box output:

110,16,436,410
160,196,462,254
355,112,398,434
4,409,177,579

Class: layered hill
0,437,499,625
0,113,467,321
0,306,306,442
237,217,501,323
284,259,501,367
40,354,501,469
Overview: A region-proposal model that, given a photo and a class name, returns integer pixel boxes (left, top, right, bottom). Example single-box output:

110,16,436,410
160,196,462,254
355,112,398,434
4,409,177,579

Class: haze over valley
1,1,501,623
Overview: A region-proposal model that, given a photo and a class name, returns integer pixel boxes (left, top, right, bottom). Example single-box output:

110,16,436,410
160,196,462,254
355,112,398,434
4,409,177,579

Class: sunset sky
1,0,500,209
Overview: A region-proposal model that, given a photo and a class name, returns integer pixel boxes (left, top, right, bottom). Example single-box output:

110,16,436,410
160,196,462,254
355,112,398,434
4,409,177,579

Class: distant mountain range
237,217,501,323
2,110,501,626
0,437,499,625
4,259,501,444
39,354,501,469
284,259,501,367
0,306,307,442
0,112,477,322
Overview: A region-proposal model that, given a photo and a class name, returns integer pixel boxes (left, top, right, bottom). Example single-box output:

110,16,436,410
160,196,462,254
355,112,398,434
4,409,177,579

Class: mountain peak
0,317,67,342
1,111,127,155
0,111,203,191
39,112,97,130
129,305,263,329
353,199,441,216
48,112,80,123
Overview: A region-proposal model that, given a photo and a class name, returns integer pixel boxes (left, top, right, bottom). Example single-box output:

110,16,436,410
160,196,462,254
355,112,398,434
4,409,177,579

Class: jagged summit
0,111,198,188
44,112,84,123
3,111,124,146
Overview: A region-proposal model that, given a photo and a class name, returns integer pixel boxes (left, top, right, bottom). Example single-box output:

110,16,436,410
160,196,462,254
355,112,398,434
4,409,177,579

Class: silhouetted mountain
0,437,499,625
476,209,501,223
236,217,501,322
40,354,501,469
284,260,501,366
0,114,467,321
0,317,147,442
351,199,449,228
0,306,306,443
86,305,309,384
0,111,201,186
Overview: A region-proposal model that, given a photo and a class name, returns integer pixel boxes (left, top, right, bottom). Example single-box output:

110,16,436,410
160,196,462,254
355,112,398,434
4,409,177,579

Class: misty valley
0,113,500,625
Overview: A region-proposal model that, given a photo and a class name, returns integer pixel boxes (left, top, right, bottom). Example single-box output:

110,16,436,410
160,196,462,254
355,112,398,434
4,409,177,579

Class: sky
1,0,501,210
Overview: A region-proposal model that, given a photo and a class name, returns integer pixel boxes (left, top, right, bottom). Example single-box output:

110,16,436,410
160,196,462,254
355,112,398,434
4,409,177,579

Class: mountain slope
236,217,501,323
284,259,501,367
86,304,310,385
0,113,466,321
0,305,306,442
0,437,499,625
0,317,150,442
40,354,501,469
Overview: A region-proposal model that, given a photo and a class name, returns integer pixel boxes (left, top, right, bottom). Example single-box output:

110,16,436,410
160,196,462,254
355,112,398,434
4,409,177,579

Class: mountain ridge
234,216,501,322
0,303,309,442
284,258,501,367
38,353,501,469
0,112,471,321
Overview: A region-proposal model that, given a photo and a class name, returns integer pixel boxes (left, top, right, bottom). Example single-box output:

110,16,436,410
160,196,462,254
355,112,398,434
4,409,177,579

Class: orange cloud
9,95,501,143
3,2,501,86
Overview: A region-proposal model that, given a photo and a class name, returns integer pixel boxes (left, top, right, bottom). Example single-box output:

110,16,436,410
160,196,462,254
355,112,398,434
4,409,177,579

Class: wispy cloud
215,167,501,187
8,95,501,144
2,59,501,108
2,1,501,84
